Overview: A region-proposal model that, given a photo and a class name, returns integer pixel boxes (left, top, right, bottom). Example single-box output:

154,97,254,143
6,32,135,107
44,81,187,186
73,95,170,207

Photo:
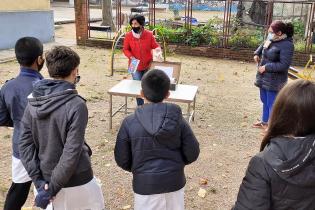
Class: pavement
53,2,102,24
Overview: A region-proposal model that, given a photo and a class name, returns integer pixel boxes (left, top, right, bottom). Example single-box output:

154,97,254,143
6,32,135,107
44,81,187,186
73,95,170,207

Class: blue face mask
267,32,274,41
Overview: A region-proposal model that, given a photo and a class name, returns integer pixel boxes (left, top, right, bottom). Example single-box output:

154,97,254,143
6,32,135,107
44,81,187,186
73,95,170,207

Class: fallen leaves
122,205,131,209
198,188,207,198
199,178,208,186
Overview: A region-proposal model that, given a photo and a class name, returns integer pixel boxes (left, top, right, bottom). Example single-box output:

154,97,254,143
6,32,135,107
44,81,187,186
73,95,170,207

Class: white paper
155,66,173,79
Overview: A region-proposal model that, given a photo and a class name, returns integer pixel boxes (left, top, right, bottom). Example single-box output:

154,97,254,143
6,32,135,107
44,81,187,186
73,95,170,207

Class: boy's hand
34,179,46,191
34,183,53,209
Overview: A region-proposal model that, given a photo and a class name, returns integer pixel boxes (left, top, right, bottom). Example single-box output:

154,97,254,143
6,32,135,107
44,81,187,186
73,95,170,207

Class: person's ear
37,56,44,65
140,89,145,98
276,31,283,36
71,67,78,77
165,91,170,99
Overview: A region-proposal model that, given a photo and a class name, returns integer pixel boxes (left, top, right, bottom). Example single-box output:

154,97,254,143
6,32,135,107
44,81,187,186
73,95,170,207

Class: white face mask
267,32,275,41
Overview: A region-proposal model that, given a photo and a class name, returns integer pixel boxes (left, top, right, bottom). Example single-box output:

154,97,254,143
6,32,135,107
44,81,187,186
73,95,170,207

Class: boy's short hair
15,37,43,67
129,14,145,26
45,46,80,78
141,69,170,103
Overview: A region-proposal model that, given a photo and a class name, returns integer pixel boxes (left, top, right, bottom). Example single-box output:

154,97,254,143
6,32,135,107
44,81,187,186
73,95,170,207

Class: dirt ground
0,24,265,209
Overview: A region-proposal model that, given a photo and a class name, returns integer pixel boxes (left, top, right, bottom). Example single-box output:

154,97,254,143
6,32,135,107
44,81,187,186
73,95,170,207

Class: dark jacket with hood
0,67,43,159
234,135,315,210
254,37,294,91
19,79,93,196
114,103,200,195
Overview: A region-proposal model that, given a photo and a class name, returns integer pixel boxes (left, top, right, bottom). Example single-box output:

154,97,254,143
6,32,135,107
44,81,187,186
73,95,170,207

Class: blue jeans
132,70,147,106
260,88,278,123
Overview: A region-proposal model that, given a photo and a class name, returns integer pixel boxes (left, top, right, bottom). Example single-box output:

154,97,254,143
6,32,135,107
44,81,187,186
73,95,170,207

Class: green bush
152,18,222,47
292,19,305,39
229,28,264,49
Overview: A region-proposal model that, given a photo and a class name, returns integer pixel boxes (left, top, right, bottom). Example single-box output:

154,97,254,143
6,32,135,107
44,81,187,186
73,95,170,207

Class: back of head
261,80,315,151
15,37,43,67
270,20,294,38
141,69,170,103
45,46,80,78
129,14,145,26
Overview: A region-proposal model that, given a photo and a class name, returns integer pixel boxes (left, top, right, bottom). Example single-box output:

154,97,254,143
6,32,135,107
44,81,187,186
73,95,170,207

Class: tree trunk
101,0,116,31
248,0,267,25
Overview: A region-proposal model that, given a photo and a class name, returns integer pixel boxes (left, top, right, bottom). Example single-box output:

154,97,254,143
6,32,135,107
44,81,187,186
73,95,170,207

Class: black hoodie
19,79,93,196
114,103,200,195
234,135,315,210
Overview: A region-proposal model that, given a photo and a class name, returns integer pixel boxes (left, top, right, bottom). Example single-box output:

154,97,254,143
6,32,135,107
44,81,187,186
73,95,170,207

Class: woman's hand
254,55,260,64
153,48,163,62
258,66,266,74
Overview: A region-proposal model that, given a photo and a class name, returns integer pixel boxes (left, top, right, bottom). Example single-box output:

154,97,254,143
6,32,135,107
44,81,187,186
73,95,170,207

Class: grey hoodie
19,79,93,196
234,135,315,210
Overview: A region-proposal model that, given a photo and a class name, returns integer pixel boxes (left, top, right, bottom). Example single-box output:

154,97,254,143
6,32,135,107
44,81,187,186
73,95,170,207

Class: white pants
12,156,31,183
134,187,184,210
35,177,105,210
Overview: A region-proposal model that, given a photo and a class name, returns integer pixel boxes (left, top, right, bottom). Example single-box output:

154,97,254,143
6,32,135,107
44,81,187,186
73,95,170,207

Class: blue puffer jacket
114,103,200,195
254,37,294,91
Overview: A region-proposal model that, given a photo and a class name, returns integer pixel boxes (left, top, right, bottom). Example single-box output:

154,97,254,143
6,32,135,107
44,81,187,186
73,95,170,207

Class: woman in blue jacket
252,20,294,129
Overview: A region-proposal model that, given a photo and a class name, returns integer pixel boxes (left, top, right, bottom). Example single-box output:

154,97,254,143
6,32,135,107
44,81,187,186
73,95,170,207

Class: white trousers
36,177,105,210
12,156,31,183
134,187,184,210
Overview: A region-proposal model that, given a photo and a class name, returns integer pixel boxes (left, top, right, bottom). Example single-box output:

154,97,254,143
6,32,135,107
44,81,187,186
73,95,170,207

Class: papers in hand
128,58,140,74
155,66,173,79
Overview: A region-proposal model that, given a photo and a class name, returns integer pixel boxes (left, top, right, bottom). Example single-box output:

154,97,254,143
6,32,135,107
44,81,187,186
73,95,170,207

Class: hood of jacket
28,79,78,119
263,135,315,187
135,103,182,148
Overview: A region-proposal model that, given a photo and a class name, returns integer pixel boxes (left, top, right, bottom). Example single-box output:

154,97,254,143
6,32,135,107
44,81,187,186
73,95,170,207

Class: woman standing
123,14,161,106
252,20,294,129
234,80,315,210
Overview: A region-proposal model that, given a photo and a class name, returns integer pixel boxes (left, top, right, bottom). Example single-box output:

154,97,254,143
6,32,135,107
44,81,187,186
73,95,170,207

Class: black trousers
4,181,32,210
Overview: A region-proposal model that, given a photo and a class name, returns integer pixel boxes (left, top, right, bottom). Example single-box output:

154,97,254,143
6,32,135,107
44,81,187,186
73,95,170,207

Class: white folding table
108,80,198,129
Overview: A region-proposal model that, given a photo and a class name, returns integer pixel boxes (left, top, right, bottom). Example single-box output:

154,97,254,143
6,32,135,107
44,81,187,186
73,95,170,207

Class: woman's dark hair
270,20,294,38
129,14,145,26
15,37,43,67
45,46,80,78
260,80,315,151
141,69,170,103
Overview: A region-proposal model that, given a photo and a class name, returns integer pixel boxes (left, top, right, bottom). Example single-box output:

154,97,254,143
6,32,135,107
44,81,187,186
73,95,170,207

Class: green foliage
145,16,309,52
153,24,187,44
229,28,264,49
152,17,223,47
185,25,220,47
291,19,305,38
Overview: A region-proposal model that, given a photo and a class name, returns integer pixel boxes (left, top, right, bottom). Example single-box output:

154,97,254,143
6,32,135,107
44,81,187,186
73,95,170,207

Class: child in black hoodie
114,69,200,210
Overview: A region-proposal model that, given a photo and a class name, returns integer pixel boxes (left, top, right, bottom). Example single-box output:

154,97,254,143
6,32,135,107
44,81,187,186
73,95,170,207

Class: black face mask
74,75,81,85
132,27,141,34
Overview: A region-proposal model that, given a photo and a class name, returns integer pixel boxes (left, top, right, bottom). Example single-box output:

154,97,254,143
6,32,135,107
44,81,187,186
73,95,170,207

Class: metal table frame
108,80,198,129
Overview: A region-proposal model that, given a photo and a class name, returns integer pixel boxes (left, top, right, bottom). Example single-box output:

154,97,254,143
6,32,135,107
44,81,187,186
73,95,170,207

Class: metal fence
86,0,315,52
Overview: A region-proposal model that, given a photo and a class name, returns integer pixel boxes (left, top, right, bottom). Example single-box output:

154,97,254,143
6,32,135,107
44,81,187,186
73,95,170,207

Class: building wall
0,0,50,11
0,0,54,50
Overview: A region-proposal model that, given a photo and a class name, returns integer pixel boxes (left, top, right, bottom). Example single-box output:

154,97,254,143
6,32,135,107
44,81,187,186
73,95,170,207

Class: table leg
187,103,191,122
125,96,128,114
109,94,113,130
192,96,196,121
